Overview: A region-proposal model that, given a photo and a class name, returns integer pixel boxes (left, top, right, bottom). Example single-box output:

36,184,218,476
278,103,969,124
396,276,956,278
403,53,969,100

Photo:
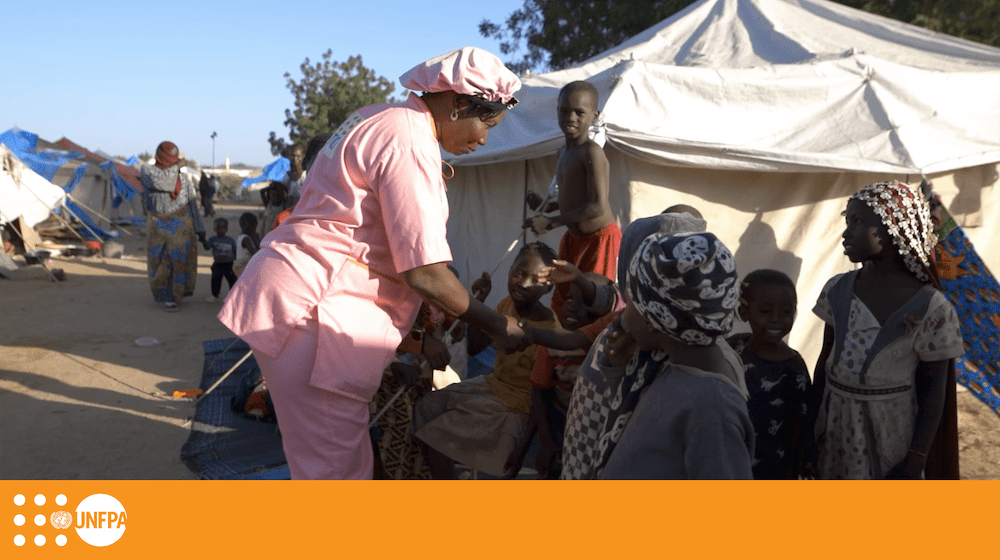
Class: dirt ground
1,200,998,480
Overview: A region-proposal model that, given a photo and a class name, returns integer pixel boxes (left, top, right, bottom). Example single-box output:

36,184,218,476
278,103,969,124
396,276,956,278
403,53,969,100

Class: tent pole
14,174,91,245
522,160,529,246
368,385,407,428
63,196,133,236
60,200,105,242
191,349,254,406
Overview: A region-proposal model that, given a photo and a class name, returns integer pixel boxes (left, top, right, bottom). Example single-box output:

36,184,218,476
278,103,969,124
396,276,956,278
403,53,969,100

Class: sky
0,0,527,167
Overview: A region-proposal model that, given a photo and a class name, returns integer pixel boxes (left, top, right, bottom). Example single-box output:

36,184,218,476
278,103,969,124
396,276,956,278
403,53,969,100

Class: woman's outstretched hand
494,315,531,352
421,334,452,371
389,361,422,387
534,259,580,286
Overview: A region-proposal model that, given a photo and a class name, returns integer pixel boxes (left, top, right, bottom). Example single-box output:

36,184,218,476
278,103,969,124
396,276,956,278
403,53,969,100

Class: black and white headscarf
626,231,739,346
590,231,739,477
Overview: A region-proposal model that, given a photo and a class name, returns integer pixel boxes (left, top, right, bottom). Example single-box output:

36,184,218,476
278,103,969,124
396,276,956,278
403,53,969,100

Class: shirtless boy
523,81,620,318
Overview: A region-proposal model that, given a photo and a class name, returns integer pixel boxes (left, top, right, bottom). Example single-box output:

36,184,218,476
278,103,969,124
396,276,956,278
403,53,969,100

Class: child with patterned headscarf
565,231,754,479
811,181,964,479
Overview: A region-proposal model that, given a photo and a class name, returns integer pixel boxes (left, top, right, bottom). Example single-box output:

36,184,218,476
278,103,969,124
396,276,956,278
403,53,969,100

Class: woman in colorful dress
139,141,205,312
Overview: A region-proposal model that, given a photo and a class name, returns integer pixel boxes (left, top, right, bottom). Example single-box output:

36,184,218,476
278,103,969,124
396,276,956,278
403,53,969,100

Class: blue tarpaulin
0,128,37,153
100,161,139,207
61,201,120,240
240,156,289,190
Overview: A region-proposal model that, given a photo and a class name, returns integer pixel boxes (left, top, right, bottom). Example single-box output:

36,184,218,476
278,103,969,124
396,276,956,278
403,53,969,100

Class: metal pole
211,131,217,171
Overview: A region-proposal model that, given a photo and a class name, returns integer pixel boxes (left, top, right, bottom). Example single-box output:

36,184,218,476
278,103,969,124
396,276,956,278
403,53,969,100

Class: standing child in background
283,144,307,208
198,171,216,217
523,80,620,320
259,181,287,240
232,212,259,278
203,218,238,302
412,242,559,478
812,181,964,479
727,269,811,479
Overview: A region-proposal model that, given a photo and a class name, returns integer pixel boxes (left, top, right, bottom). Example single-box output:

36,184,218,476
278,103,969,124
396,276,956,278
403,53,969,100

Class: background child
198,171,216,217
811,181,965,479
523,80,620,321
283,144,306,208
595,231,753,479
259,181,287,239
412,242,558,478
728,269,811,479
232,212,259,278
203,217,237,302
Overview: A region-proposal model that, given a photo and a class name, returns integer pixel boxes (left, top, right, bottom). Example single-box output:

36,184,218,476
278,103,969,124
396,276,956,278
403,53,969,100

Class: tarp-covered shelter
1,144,66,228
443,0,1000,372
0,128,145,238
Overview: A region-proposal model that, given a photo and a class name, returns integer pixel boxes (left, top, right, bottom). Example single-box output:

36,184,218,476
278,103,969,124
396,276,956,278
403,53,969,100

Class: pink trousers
253,315,374,480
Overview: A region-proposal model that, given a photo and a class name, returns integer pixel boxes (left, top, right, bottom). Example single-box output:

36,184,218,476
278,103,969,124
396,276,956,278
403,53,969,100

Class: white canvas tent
0,144,66,228
444,0,1000,368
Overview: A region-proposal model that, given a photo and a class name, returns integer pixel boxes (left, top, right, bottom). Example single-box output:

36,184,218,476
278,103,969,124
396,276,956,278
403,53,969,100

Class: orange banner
1,481,990,559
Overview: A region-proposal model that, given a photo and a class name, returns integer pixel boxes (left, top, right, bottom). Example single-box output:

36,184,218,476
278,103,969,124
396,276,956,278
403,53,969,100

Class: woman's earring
450,107,459,121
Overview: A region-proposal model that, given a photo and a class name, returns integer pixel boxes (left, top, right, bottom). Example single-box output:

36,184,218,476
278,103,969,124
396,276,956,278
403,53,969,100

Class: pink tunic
218,94,452,404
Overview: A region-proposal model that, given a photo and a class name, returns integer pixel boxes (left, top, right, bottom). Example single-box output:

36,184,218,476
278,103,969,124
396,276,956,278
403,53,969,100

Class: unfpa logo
11,492,127,548
74,494,127,546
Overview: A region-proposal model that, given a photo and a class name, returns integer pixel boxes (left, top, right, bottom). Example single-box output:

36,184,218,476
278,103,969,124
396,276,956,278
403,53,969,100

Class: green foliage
836,0,999,47
481,0,999,74
480,0,699,73
268,51,398,156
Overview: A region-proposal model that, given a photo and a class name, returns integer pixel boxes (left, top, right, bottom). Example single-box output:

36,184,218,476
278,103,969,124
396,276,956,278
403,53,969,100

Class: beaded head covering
625,231,739,347
849,181,937,283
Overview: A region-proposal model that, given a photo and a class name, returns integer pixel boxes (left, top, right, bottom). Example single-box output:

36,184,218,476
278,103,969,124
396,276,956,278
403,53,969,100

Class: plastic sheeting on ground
180,338,288,480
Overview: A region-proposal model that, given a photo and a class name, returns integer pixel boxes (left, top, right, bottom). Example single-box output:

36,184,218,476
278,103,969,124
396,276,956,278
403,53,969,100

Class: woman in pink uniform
218,47,526,479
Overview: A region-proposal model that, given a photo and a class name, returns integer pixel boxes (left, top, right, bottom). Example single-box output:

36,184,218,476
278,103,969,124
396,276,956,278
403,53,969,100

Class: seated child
202,217,237,302
370,302,455,480
727,269,811,479
596,231,753,479
232,212,259,278
505,271,622,479
412,242,559,478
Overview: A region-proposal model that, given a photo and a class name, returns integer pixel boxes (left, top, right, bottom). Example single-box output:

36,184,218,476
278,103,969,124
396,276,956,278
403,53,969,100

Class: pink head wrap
399,47,521,106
